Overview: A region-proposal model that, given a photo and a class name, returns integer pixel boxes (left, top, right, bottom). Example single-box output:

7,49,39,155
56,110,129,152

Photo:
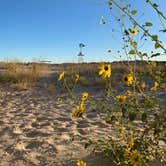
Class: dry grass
0,61,50,90
0,60,165,90
57,61,165,76
57,61,165,88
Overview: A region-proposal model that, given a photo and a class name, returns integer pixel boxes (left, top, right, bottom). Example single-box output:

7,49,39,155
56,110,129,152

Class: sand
0,72,165,166
0,77,115,166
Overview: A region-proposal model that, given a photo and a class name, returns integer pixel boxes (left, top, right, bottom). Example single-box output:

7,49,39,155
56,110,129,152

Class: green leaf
145,22,153,26
131,10,137,15
126,4,131,8
141,113,147,122
130,40,137,47
108,1,112,6
152,35,158,41
159,29,166,32
111,115,116,122
129,111,136,121
122,107,127,117
153,3,158,8
99,16,105,24
151,53,160,58
105,115,111,124
155,42,161,49
133,21,138,27
124,29,129,35
142,53,148,57
128,50,136,54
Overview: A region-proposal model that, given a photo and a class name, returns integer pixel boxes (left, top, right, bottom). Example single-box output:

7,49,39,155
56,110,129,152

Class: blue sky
0,0,165,63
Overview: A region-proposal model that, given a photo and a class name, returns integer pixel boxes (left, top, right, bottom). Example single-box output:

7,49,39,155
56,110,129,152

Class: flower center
124,77,128,82
104,66,108,71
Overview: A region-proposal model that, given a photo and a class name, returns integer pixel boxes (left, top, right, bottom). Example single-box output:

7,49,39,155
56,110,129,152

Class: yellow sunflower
126,90,132,96
98,62,111,79
72,102,84,118
123,74,133,86
141,82,146,89
77,160,87,166
150,81,158,91
58,71,65,81
130,29,138,35
116,95,127,102
82,92,89,101
75,74,80,82
57,97,62,103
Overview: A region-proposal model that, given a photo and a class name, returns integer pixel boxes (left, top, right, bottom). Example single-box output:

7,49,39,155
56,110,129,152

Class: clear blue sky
0,0,165,63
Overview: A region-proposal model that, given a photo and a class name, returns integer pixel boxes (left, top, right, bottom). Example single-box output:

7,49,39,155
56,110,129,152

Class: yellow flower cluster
123,137,140,166
124,137,134,156
72,102,85,118
77,160,87,166
75,74,80,82
58,71,65,81
141,82,146,89
150,81,158,91
129,150,139,166
126,90,132,96
82,92,88,101
116,95,127,102
72,92,89,118
58,71,80,82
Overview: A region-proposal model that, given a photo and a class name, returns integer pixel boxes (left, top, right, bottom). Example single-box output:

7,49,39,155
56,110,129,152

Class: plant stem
110,0,166,52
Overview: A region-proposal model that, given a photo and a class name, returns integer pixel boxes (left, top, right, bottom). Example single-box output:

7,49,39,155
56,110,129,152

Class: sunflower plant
56,1,165,165
81,0,166,166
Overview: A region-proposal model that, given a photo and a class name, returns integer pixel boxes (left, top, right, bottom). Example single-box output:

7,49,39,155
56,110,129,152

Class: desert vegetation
0,0,166,166
0,61,50,90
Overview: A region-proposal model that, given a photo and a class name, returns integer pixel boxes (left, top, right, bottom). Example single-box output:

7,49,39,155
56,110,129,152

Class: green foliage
129,111,137,121
100,16,105,24
153,3,158,8
151,53,160,58
128,50,136,54
82,0,166,165
144,22,153,26
131,10,137,15
130,40,137,47
151,35,158,41
141,113,147,122
61,1,166,166
154,42,161,49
